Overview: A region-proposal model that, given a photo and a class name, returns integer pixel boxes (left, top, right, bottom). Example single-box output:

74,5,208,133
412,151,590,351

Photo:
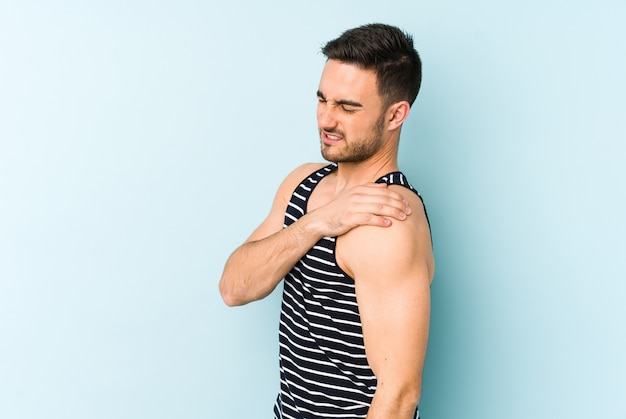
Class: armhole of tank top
329,235,355,282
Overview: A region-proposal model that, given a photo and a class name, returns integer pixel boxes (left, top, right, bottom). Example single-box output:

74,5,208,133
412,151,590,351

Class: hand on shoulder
337,186,433,285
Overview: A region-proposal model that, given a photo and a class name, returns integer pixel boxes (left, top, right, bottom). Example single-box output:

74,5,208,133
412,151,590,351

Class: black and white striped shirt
274,163,424,419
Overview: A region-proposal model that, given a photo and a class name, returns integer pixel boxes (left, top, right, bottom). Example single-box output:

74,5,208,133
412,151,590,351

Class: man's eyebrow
316,90,363,108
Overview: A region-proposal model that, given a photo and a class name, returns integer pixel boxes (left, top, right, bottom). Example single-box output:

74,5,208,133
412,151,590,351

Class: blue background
1,1,624,418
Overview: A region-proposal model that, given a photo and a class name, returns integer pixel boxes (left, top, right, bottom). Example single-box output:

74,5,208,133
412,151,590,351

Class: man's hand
304,182,412,238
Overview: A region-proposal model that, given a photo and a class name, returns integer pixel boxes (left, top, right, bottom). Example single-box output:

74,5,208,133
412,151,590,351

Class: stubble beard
320,114,386,163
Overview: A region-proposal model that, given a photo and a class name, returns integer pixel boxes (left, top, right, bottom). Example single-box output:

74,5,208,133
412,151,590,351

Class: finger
355,184,410,206
350,203,408,221
354,213,394,227
350,195,411,217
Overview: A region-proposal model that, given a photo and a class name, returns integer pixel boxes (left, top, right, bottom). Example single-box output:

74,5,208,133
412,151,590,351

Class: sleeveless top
274,163,426,419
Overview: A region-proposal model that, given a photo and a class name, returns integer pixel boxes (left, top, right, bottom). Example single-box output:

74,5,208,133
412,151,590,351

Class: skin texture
219,59,434,418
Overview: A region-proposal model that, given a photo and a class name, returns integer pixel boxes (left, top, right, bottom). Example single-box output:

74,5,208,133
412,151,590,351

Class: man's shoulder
278,162,331,192
338,186,433,281
343,204,427,253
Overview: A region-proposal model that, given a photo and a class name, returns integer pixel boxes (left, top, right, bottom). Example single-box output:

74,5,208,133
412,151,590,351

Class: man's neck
332,154,399,191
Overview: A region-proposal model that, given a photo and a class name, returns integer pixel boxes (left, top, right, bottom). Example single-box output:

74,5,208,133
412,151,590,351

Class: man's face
317,60,387,163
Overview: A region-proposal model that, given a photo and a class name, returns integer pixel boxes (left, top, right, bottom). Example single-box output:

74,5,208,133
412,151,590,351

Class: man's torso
274,163,424,419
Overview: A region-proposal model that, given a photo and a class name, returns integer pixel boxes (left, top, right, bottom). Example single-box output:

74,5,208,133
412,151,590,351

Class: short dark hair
321,23,422,107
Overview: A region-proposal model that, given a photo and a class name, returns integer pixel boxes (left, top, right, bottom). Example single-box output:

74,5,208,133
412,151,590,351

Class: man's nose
317,104,337,129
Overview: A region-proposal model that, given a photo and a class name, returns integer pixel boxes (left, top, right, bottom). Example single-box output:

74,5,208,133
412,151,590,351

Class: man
219,23,434,419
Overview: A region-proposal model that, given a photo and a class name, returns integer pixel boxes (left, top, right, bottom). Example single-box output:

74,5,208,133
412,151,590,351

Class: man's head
321,23,422,108
317,24,421,163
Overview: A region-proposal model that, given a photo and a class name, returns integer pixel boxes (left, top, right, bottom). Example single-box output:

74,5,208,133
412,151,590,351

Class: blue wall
1,1,624,418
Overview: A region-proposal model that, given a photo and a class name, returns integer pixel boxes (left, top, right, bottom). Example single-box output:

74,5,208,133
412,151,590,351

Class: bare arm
218,165,414,306
339,187,434,418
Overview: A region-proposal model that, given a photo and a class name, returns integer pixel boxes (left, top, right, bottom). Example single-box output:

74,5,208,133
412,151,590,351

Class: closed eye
317,90,362,113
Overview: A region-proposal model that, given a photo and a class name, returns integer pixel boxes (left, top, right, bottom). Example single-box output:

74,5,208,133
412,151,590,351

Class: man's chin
320,147,340,163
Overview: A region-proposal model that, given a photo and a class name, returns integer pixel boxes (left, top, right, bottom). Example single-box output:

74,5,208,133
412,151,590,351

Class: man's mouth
321,131,343,144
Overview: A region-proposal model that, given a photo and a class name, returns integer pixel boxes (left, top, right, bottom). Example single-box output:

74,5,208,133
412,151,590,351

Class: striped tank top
273,163,424,419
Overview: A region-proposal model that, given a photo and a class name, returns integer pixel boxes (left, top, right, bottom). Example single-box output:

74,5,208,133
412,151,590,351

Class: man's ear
386,101,411,131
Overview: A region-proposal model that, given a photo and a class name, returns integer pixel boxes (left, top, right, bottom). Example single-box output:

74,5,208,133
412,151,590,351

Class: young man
219,23,434,419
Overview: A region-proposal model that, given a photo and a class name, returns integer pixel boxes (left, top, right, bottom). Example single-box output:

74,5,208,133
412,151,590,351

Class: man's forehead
318,60,379,101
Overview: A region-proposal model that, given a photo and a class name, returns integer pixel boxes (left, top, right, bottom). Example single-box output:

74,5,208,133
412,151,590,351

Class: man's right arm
218,163,412,306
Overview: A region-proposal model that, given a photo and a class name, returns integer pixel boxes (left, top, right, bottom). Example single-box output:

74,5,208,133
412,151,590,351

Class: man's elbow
220,290,240,307
219,273,263,307
218,278,244,307
397,384,421,411
375,380,421,414
405,388,421,411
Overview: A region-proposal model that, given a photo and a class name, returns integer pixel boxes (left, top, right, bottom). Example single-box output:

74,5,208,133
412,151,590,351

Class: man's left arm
340,187,434,418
